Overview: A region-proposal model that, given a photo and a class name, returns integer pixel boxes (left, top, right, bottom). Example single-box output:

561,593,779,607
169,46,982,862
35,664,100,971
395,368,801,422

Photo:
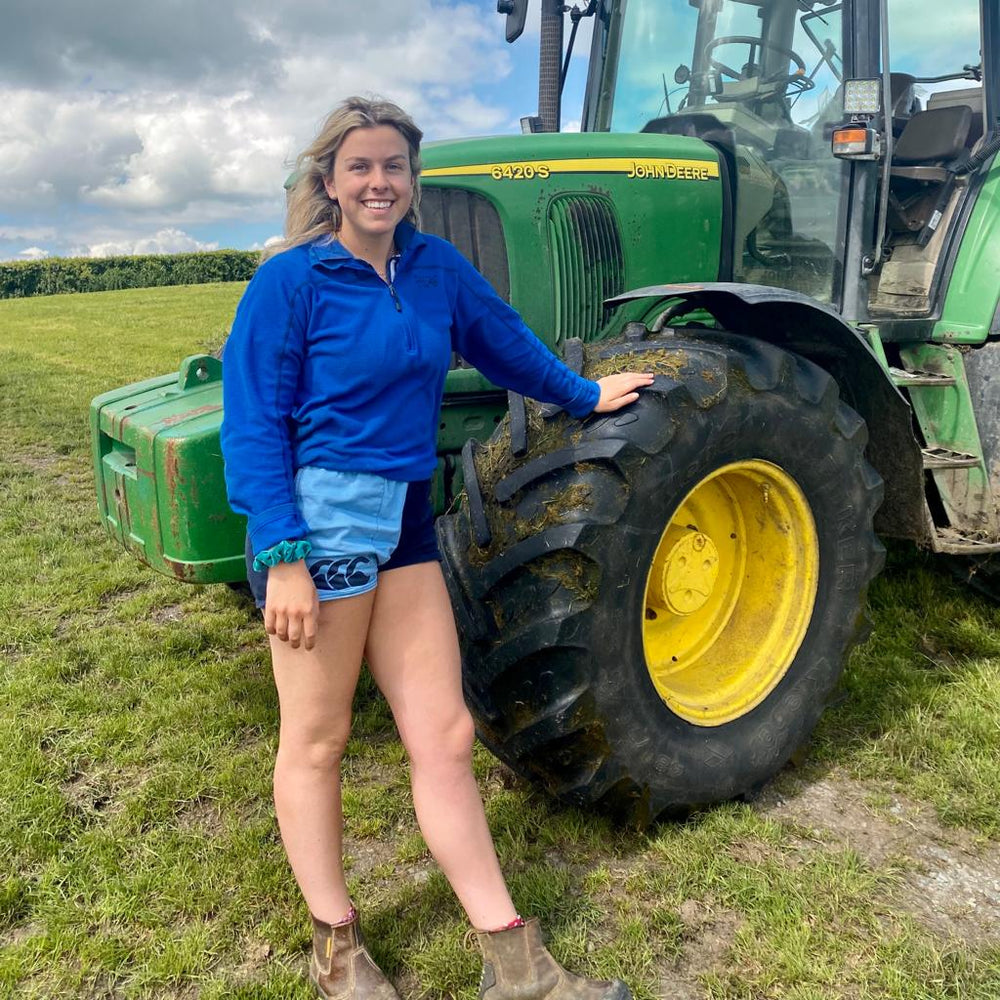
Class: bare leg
365,562,517,930
269,590,376,923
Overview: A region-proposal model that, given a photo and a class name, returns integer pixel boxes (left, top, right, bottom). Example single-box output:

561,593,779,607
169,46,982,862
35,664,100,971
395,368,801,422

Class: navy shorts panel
244,478,440,610
382,479,441,572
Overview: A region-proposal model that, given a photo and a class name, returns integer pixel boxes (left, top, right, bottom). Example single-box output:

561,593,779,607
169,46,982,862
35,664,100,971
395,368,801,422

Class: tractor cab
578,0,996,320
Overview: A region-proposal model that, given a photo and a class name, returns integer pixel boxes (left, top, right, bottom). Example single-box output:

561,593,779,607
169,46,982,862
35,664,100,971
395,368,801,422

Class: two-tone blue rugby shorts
245,469,440,609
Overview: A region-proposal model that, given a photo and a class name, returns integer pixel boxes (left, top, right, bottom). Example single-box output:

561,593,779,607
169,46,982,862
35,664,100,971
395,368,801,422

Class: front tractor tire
438,331,885,824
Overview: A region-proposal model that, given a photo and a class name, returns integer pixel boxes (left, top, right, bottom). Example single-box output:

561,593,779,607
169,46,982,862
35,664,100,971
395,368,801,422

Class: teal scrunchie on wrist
252,539,313,572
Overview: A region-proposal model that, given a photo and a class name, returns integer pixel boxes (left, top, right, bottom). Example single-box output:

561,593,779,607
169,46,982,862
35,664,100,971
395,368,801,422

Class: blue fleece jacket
221,223,601,556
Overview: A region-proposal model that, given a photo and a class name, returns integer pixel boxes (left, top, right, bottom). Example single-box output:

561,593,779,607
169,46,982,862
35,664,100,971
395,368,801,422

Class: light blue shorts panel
295,467,407,600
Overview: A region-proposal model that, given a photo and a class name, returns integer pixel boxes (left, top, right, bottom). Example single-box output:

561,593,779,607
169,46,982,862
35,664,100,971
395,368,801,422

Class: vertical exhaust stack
538,0,564,132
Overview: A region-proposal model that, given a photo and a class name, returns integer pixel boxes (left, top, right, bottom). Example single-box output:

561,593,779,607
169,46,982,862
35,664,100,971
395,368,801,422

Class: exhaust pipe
538,0,564,132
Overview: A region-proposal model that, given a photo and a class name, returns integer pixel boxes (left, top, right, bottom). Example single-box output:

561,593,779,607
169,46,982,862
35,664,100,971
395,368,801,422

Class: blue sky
0,1,594,262
1,0,982,262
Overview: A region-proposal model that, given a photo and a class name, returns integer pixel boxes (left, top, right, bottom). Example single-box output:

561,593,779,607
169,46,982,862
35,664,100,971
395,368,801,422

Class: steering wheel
704,35,814,93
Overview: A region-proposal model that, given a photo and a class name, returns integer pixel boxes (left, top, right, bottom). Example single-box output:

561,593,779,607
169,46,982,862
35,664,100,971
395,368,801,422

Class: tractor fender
606,282,928,542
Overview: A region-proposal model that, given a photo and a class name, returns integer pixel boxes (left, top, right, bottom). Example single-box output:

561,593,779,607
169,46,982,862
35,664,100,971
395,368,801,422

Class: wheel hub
652,530,721,616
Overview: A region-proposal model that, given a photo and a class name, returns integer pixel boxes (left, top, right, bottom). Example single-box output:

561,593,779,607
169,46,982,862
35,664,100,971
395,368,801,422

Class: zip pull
389,283,402,313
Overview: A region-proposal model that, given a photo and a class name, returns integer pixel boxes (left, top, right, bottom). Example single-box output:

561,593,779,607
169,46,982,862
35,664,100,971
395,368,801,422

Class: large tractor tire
438,330,885,824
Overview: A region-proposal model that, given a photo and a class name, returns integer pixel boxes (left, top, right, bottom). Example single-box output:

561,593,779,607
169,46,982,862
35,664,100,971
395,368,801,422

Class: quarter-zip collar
307,221,425,271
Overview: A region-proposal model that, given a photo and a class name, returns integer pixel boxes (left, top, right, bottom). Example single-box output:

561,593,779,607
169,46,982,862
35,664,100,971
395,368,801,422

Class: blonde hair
263,96,423,261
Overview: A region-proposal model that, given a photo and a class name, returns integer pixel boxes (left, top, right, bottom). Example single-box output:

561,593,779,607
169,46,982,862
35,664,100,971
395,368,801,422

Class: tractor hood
418,131,725,347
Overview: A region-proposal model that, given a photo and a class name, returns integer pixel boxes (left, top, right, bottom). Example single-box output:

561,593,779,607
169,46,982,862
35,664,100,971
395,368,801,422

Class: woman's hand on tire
594,372,654,412
265,561,320,650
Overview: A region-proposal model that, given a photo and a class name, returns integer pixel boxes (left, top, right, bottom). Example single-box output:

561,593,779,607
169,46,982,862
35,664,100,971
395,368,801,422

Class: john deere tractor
91,0,1000,823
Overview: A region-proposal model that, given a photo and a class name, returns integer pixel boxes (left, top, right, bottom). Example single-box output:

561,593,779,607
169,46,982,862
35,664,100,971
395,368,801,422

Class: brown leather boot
309,911,401,1000
476,919,631,1000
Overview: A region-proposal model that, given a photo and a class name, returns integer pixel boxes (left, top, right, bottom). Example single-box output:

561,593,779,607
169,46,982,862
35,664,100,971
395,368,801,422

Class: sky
0,0,982,263
0,0,594,262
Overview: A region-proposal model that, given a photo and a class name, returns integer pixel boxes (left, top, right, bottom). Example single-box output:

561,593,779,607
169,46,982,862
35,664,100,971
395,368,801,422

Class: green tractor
91,0,1000,823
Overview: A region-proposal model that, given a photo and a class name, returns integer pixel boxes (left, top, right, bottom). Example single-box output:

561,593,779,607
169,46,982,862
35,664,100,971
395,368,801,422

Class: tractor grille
420,188,510,302
548,195,625,344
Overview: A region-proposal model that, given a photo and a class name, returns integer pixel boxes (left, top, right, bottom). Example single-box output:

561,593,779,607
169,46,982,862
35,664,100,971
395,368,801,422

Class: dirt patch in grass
1,642,25,663
343,836,403,879
9,443,84,489
232,934,274,978
759,772,1000,946
151,603,185,624
61,769,115,819
18,447,63,474
0,922,44,948
577,854,744,998
97,586,145,608
175,796,225,834
665,901,743,1000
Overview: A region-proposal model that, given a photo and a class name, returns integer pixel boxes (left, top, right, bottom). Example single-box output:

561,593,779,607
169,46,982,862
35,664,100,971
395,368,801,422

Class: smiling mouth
363,200,393,210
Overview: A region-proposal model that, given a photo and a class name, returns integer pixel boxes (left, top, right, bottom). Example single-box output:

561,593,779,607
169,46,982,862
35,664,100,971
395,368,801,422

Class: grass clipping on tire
466,342,689,566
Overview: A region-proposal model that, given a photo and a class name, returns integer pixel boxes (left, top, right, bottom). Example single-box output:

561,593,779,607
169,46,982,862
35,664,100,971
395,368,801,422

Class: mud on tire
438,331,885,824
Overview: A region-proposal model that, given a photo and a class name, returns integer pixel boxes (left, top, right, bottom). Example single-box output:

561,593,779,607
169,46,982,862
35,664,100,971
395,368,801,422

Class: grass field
2,284,999,999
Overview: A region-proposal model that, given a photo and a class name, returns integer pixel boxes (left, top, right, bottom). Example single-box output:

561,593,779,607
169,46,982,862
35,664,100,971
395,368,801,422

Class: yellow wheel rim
642,460,819,726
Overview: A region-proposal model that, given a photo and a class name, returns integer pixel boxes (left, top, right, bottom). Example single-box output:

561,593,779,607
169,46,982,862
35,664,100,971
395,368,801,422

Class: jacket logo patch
309,556,375,592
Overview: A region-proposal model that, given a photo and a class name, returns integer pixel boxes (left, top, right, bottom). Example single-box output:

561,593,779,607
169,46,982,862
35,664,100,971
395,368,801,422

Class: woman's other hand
265,561,321,650
593,372,655,413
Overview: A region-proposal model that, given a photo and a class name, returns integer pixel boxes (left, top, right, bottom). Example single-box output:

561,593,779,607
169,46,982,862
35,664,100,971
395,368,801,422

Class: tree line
0,250,260,299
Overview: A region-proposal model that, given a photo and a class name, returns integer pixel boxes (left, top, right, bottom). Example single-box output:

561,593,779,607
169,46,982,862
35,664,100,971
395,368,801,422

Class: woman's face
324,125,414,254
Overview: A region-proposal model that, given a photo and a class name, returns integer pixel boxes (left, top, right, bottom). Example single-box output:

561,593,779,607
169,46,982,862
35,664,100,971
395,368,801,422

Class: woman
221,95,651,1000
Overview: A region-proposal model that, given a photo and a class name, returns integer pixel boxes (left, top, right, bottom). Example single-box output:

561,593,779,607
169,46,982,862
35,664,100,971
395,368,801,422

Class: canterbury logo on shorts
308,555,376,592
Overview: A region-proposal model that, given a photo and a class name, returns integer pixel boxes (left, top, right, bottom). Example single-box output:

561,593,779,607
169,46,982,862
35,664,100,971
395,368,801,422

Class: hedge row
0,250,261,299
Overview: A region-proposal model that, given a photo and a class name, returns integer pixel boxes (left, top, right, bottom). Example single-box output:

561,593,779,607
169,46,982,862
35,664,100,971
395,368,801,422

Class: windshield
604,0,847,304
610,0,843,144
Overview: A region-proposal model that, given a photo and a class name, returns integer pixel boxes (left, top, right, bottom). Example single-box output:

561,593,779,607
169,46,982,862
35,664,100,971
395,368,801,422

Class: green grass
2,285,1000,997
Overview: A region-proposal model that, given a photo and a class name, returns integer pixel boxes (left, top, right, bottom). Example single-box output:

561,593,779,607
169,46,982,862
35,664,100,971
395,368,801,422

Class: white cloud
0,0,523,259
248,234,284,252
78,92,291,211
86,227,218,258
18,246,49,259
